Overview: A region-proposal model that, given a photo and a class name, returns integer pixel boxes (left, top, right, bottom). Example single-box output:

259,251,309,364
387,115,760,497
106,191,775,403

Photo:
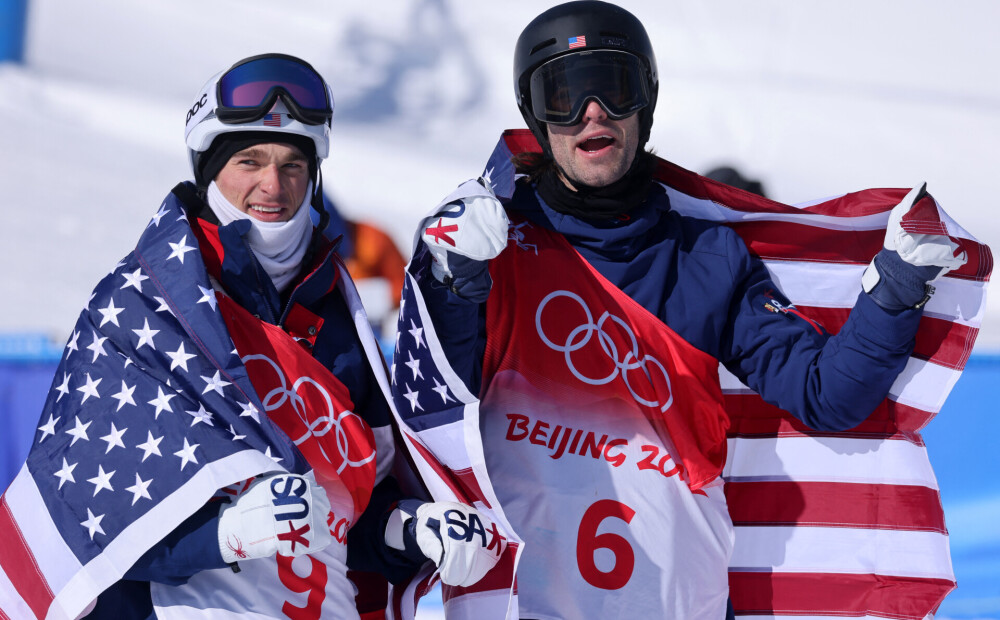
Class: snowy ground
2,1,998,618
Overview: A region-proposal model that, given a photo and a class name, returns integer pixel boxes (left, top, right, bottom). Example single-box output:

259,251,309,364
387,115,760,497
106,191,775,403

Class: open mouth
578,135,615,152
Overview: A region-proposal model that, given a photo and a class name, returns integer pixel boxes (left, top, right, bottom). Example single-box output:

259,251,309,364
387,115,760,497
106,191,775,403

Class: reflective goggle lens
529,51,649,125
217,55,331,125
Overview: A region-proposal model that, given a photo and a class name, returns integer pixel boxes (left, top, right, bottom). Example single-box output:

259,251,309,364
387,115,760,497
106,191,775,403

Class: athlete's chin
569,166,629,188
564,152,633,187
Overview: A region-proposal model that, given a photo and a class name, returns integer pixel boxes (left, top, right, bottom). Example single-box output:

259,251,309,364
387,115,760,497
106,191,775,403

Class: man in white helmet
0,54,502,620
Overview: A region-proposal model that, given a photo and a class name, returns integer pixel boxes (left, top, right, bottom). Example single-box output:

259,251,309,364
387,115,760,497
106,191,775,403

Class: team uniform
78,183,410,619
407,135,923,619
390,1,972,617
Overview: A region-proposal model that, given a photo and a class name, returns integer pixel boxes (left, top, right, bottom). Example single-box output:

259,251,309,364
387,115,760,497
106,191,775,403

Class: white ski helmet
184,53,334,185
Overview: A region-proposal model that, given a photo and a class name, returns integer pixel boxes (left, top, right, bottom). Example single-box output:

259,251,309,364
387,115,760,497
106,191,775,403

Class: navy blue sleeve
409,243,487,395
83,580,155,619
346,476,428,584
721,243,922,431
124,501,228,585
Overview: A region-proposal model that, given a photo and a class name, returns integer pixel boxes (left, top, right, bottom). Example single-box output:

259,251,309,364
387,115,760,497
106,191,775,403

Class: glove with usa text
385,500,506,587
218,472,332,564
862,183,967,310
420,177,509,303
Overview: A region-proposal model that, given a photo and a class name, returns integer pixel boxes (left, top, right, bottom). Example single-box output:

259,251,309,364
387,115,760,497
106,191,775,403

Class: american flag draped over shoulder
0,192,311,620
388,186,526,618
391,129,991,620
653,158,990,620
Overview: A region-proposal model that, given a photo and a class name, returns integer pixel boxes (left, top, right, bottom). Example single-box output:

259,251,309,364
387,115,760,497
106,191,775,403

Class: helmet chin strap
311,166,330,234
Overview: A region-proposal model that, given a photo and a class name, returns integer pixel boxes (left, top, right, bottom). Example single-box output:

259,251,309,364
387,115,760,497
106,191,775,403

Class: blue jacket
416,178,922,432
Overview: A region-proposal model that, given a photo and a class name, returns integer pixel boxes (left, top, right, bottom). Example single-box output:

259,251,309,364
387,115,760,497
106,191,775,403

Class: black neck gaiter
535,153,655,221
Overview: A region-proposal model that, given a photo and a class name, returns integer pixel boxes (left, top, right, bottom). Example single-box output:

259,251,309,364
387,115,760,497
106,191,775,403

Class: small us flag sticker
568,35,587,48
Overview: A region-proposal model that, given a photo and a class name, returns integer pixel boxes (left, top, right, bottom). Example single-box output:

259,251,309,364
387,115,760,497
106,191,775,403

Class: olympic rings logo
535,291,673,412
242,354,376,474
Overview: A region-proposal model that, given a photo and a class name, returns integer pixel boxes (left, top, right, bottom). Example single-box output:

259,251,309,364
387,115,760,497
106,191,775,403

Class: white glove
883,183,966,273
218,472,332,564
386,500,506,587
420,177,509,301
862,183,968,309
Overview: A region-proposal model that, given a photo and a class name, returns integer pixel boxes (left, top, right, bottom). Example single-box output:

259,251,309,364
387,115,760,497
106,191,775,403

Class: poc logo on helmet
186,93,209,124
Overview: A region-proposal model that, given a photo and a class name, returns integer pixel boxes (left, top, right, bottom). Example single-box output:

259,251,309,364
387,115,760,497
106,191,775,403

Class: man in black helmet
390,2,973,619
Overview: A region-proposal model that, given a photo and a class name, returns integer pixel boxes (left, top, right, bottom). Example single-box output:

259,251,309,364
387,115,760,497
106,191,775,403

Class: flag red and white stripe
655,158,991,619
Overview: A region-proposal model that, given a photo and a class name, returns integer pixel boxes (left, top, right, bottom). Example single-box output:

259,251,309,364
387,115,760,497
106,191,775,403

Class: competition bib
481,218,733,619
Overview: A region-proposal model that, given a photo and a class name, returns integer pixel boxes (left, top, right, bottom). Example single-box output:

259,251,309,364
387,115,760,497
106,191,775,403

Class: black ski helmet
513,1,659,156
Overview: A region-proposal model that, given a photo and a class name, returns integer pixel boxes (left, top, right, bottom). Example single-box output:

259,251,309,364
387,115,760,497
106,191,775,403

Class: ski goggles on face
529,50,650,125
216,54,332,126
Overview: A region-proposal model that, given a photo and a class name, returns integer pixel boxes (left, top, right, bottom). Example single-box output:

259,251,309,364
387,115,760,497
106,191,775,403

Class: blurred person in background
703,165,768,198
0,53,500,620
317,194,407,346
392,1,974,619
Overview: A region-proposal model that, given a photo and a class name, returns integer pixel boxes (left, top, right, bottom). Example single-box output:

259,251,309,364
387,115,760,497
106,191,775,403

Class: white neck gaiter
206,180,314,293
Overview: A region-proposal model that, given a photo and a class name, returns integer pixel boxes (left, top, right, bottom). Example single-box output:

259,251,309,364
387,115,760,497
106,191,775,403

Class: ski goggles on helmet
215,54,332,126
529,50,650,125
